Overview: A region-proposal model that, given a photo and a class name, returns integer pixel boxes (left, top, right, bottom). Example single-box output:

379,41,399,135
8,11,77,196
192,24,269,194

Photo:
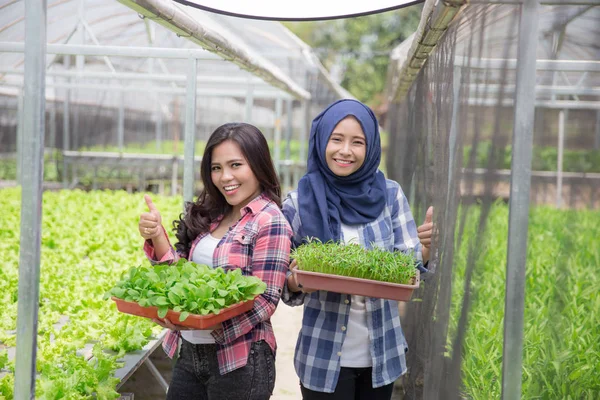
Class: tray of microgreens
105,259,266,329
291,240,420,301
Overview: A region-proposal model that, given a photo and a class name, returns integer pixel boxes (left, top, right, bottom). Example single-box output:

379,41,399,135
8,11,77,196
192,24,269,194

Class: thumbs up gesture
139,195,163,240
417,206,434,263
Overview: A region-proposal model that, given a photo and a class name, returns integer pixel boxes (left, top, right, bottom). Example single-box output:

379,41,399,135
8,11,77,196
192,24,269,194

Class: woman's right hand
139,195,163,240
288,259,316,293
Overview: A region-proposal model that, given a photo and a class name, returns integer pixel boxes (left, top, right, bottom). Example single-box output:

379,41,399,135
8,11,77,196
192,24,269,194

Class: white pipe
556,109,565,208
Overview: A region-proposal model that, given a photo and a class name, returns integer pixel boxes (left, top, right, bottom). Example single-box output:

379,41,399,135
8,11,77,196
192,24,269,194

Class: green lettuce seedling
105,259,266,321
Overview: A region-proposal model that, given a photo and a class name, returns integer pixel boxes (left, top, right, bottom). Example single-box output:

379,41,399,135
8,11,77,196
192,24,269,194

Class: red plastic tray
112,296,255,329
292,267,420,302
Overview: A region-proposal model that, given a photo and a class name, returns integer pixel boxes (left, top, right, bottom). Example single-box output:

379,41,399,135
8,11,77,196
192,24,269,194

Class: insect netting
386,3,599,399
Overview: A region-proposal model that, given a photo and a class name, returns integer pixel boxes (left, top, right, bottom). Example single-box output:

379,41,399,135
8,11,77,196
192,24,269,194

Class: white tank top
181,233,220,344
339,224,373,368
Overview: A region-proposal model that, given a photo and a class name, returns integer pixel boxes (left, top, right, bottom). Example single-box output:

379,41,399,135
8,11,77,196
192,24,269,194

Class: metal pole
285,99,293,160
0,42,227,61
156,102,163,152
72,94,79,150
183,58,197,204
14,0,46,398
274,97,283,174
76,0,85,70
171,158,178,197
244,83,254,124
501,1,539,399
49,100,56,150
300,100,310,163
446,67,461,215
145,358,169,393
0,68,299,95
62,56,70,188
284,99,294,193
409,170,416,209
556,109,565,208
49,100,56,178
16,93,24,184
1,80,294,99
595,111,600,149
71,0,84,152
118,93,125,152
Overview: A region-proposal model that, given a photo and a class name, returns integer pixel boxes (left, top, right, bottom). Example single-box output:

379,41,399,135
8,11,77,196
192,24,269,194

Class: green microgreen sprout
291,238,418,285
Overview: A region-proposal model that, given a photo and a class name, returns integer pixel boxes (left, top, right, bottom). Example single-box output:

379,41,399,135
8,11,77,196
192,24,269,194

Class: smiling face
210,140,261,214
325,116,367,177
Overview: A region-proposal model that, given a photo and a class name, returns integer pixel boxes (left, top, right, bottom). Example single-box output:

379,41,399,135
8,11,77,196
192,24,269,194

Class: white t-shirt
339,224,373,368
181,233,221,344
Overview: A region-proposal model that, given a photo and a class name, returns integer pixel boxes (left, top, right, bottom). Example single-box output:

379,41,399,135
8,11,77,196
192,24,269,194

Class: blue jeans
166,339,276,400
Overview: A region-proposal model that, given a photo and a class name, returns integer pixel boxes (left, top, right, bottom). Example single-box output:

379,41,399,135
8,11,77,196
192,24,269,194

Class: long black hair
173,122,282,255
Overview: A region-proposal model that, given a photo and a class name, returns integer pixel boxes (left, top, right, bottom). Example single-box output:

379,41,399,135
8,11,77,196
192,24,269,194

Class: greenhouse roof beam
279,26,354,100
1,41,216,60
455,58,600,71
431,82,599,96
1,81,293,100
117,0,311,101
389,0,467,101
465,83,600,96
544,6,594,53
466,98,600,110
144,18,155,44
1,41,293,97
0,68,279,88
80,19,116,73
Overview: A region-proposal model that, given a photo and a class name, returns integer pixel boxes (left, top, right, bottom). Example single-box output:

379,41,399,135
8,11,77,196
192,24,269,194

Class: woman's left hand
417,206,434,264
152,318,192,331
152,318,220,331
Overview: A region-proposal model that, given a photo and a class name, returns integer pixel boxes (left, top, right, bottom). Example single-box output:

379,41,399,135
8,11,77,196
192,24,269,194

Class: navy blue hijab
298,99,387,242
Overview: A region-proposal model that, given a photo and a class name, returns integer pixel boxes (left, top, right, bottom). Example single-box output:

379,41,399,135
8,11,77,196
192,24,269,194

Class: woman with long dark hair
139,122,292,400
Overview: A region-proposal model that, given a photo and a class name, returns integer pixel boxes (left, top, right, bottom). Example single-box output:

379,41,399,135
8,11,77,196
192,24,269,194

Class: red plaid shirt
144,193,291,374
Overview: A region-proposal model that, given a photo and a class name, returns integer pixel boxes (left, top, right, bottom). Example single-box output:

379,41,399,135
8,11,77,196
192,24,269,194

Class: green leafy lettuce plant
292,240,418,285
105,259,266,321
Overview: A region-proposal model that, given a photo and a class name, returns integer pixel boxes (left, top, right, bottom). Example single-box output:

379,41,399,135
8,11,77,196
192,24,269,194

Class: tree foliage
284,7,422,108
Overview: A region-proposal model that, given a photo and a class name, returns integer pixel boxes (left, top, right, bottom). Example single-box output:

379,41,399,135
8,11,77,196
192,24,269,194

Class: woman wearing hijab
281,99,433,399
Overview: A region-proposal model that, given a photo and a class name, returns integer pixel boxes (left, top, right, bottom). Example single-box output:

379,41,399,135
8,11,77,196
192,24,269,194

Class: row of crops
1,188,598,398
1,141,599,182
0,188,183,399
463,142,600,173
0,140,305,183
452,203,599,398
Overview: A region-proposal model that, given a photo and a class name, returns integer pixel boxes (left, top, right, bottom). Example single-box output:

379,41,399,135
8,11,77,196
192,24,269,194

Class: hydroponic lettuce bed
0,189,185,399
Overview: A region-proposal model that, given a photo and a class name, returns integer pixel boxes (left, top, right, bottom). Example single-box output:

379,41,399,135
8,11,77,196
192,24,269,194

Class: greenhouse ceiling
0,0,349,106
387,2,600,105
